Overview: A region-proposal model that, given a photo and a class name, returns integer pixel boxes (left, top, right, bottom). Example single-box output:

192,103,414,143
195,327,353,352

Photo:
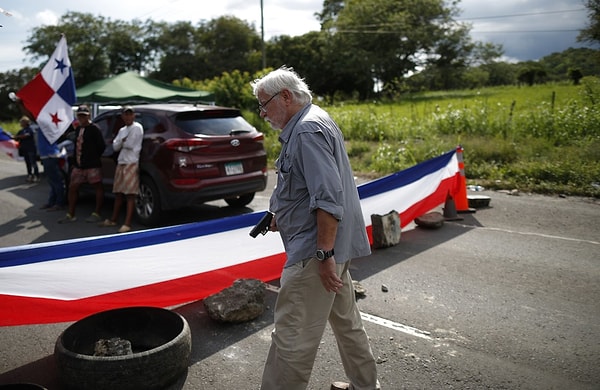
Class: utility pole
260,0,266,69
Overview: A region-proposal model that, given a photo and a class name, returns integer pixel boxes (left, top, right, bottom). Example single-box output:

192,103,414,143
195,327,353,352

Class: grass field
249,78,600,198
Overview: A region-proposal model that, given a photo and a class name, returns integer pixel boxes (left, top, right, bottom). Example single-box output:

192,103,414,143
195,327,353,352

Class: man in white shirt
99,106,143,233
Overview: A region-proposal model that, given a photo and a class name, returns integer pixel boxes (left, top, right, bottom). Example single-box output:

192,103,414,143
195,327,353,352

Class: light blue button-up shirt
270,104,371,267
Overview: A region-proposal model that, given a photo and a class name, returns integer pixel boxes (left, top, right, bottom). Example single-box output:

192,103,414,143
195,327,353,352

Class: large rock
371,210,401,249
93,337,133,356
203,279,266,323
415,211,445,229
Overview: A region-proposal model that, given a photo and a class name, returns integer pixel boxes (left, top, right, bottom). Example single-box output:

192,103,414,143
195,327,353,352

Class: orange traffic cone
455,146,475,213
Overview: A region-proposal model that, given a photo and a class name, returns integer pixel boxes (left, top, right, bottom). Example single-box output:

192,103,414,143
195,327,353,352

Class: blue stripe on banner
0,148,457,268
0,129,14,142
0,211,266,267
358,149,455,199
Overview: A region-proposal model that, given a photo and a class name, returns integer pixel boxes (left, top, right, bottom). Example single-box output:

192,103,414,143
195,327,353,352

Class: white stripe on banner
1,227,284,300
360,153,458,220
0,148,460,326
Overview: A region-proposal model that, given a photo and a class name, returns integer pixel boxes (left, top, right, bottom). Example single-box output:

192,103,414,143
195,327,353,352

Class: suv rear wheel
136,176,162,226
224,193,255,208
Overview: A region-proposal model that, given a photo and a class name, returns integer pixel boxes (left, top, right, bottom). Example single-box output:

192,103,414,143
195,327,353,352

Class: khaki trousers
260,258,379,390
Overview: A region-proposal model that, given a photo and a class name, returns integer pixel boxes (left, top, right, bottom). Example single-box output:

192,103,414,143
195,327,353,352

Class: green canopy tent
76,71,215,106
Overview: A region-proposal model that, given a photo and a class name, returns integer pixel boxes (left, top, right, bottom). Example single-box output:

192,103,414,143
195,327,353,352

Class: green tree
196,16,262,80
578,0,600,44
23,12,154,87
483,62,518,86
461,67,489,89
266,32,369,101
470,42,504,66
517,62,548,86
0,67,39,121
568,68,584,85
539,48,600,80
151,21,203,82
24,12,111,86
104,19,149,75
319,0,476,97
426,24,474,90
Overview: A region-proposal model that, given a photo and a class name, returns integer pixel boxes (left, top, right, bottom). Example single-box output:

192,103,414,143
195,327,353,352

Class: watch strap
317,248,335,261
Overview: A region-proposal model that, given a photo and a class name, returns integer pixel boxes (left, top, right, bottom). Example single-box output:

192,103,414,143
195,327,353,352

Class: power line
336,29,582,34
333,8,587,33
457,8,586,21
475,29,582,34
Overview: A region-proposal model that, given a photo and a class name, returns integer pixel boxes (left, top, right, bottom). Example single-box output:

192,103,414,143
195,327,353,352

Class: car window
138,113,159,133
95,114,116,140
174,114,254,136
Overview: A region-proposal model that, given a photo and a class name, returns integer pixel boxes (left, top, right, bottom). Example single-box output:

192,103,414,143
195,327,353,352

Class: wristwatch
315,248,335,261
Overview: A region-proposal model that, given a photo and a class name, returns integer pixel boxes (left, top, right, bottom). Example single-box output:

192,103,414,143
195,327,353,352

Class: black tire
54,307,191,390
135,176,161,226
224,192,255,208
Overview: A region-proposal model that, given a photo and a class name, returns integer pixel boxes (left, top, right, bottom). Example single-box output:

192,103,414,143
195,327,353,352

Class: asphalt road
1,154,599,389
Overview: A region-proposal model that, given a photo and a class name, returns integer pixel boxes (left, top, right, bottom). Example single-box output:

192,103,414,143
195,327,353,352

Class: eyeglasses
258,91,281,113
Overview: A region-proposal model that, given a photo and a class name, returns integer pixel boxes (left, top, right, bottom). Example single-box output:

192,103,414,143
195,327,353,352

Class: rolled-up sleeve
299,131,344,221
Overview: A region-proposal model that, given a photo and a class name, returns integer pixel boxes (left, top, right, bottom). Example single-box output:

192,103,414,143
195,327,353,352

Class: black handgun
249,211,274,238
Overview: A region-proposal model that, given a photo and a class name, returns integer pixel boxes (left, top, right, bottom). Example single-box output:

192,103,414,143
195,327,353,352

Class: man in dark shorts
58,105,106,224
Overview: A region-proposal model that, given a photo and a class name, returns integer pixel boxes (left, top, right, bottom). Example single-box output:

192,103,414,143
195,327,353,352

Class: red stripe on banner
16,74,54,118
0,140,20,161
365,172,460,247
0,150,463,327
0,253,286,326
399,173,460,228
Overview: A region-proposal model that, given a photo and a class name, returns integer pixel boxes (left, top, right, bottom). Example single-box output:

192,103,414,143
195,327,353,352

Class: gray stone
203,278,266,323
415,211,445,229
353,280,367,299
93,337,133,356
371,210,401,248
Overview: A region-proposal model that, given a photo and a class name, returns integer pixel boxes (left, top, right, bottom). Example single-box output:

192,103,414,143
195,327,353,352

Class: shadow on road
0,171,261,246
2,160,496,389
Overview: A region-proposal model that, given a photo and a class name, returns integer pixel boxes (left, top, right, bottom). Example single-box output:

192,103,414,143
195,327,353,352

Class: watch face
316,250,325,260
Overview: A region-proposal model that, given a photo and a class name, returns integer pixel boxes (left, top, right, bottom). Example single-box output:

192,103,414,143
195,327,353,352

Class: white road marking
456,224,600,245
265,283,433,340
360,312,432,340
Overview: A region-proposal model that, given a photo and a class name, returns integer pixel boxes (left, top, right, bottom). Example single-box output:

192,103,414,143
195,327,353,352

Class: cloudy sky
0,0,594,72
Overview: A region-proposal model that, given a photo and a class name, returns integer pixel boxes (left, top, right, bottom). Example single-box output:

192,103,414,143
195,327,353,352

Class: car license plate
225,161,244,175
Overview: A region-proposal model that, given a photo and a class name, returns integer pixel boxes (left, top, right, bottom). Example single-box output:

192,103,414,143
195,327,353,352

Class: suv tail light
164,138,210,152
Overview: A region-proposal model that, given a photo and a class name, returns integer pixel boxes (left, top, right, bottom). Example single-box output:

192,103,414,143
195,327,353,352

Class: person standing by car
99,106,143,233
14,116,40,183
37,129,67,212
59,105,106,224
252,67,380,390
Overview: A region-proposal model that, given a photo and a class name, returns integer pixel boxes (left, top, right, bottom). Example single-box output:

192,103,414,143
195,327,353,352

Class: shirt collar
279,103,312,144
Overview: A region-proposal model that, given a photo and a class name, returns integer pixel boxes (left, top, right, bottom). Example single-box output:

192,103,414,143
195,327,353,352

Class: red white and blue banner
0,127,21,161
15,35,76,144
0,149,461,326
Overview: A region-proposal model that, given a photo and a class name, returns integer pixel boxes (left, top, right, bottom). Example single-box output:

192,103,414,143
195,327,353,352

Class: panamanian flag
0,126,21,161
16,35,76,144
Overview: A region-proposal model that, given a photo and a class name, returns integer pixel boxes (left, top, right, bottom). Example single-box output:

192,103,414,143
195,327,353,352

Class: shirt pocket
275,154,294,200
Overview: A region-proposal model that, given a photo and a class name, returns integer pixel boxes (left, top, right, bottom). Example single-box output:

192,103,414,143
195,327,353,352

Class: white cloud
34,9,59,26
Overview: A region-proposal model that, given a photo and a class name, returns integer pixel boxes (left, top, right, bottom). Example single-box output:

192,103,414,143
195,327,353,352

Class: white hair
252,66,312,105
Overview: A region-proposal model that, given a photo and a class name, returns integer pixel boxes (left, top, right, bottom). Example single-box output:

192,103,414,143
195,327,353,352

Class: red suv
93,104,267,226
